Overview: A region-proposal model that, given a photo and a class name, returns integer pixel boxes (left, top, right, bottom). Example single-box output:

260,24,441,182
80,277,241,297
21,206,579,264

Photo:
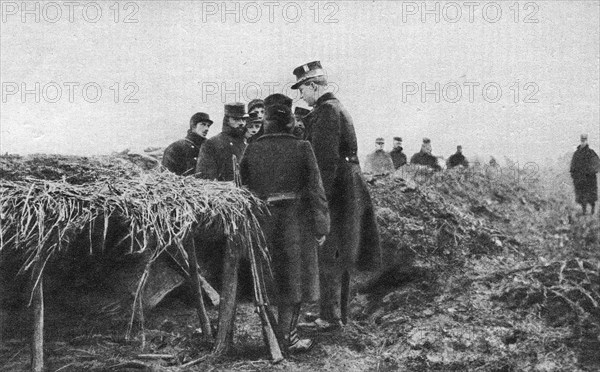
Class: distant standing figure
195,103,248,181
410,138,441,171
570,134,600,215
364,137,395,176
389,136,407,169
162,112,213,175
447,145,469,168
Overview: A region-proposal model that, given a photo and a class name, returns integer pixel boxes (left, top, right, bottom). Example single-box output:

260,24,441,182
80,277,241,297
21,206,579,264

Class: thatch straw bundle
0,168,268,327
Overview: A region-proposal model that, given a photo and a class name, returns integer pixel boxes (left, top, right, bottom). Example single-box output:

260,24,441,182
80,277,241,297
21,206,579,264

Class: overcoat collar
315,92,337,107
185,130,206,147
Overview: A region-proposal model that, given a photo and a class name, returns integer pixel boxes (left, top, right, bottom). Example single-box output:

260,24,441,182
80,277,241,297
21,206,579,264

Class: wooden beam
30,272,43,372
212,239,240,355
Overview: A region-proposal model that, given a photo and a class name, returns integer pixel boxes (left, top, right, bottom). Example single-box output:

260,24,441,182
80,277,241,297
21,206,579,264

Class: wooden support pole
212,239,240,356
188,236,213,339
30,272,44,372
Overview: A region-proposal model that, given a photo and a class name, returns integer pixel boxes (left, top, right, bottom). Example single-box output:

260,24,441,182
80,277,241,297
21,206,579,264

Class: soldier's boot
591,203,596,215
284,328,314,354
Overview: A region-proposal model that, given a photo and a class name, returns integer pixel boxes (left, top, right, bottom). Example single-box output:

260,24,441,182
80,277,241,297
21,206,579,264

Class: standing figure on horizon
410,138,441,171
389,137,407,169
570,134,600,215
364,137,394,176
447,145,469,169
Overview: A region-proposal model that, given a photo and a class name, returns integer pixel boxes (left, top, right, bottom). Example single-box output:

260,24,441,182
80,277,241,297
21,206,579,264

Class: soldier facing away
292,60,381,331
447,145,469,168
389,136,407,169
240,104,330,353
570,134,600,215
162,112,213,175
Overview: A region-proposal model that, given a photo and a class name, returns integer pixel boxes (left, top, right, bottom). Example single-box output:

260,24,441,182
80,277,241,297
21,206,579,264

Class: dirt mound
0,154,143,183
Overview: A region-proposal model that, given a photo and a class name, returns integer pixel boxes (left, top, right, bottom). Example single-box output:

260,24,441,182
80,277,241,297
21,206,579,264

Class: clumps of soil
0,154,143,183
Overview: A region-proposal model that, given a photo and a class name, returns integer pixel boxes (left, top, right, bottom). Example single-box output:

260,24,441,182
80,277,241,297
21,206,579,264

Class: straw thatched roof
0,154,268,318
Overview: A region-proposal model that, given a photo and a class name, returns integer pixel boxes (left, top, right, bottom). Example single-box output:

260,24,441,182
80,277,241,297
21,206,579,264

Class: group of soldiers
364,137,469,175
162,61,381,354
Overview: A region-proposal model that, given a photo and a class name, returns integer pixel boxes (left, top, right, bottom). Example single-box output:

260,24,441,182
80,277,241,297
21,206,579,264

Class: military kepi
291,61,326,89
190,112,213,125
224,102,248,118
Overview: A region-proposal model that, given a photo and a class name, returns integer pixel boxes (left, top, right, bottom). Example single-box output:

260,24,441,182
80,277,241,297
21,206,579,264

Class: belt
265,192,300,204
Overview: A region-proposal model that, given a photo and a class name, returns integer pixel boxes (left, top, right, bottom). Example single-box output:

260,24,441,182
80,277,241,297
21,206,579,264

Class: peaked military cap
291,61,326,89
264,93,293,109
376,137,385,144
190,112,213,125
393,137,402,142
224,102,248,118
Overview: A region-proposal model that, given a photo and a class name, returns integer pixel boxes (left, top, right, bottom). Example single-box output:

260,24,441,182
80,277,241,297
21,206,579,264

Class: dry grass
0,158,268,336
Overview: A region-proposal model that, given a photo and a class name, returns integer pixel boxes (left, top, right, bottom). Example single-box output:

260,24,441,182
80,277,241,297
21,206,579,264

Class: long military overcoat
305,92,381,271
570,144,600,205
240,133,330,304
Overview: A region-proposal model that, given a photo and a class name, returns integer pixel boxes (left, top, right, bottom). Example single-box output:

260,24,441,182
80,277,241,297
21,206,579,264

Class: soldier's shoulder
165,138,188,151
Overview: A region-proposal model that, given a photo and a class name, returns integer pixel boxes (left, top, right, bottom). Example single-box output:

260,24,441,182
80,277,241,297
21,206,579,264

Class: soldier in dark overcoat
447,145,469,168
162,112,213,175
570,134,600,215
389,136,407,169
195,103,248,181
240,104,330,352
410,138,442,171
292,61,381,330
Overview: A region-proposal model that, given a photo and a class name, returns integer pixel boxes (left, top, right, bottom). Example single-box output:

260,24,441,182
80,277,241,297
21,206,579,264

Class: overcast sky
1,1,598,164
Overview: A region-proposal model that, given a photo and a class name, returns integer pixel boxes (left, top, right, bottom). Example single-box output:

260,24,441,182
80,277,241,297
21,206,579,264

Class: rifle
231,155,283,363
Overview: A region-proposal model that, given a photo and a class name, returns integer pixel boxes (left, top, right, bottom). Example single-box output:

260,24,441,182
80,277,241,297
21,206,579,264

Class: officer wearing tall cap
196,103,248,181
292,61,381,331
162,112,213,176
293,107,311,139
